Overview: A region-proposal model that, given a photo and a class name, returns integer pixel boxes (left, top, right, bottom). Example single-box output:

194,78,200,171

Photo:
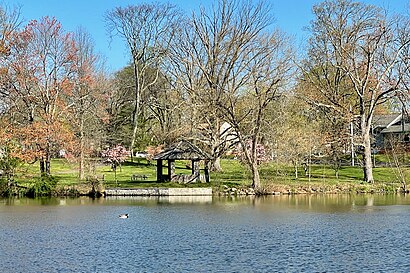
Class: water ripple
1,196,410,272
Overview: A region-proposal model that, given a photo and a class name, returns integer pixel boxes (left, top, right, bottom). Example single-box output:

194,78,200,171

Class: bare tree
169,0,272,171
217,31,293,189
0,4,20,56
70,28,108,180
384,136,407,192
272,94,324,181
303,0,410,183
144,72,185,145
397,14,410,105
0,4,21,111
105,3,180,159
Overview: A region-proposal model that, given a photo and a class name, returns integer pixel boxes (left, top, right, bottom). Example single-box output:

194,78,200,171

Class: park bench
131,174,148,181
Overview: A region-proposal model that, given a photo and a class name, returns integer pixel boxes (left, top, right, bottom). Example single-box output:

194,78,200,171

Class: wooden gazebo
153,140,211,183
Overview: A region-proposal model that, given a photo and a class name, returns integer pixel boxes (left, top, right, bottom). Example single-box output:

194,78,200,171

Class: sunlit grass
11,157,409,190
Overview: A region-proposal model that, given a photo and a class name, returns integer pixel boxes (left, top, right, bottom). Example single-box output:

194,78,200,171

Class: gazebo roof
153,140,211,160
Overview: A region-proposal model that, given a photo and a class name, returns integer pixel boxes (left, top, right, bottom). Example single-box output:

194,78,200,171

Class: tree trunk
251,161,261,189
209,117,223,172
45,146,51,176
363,130,374,183
211,156,222,172
130,117,138,162
40,157,45,175
114,167,118,186
210,120,223,172
350,111,355,166
294,160,298,179
45,158,51,175
79,148,85,180
130,62,141,162
79,117,85,180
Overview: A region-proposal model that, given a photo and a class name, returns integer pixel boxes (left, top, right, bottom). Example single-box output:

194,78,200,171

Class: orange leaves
0,40,10,55
60,78,74,95
0,126,14,147
2,15,105,174
4,16,80,156
3,119,75,163
0,123,34,162
0,67,7,75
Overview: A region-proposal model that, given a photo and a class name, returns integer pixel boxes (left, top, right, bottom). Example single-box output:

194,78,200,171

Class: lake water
1,194,410,273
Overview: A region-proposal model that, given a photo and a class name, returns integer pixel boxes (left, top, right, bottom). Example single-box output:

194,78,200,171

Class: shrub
26,175,58,197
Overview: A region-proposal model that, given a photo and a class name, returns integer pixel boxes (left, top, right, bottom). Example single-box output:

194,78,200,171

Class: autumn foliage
1,16,101,176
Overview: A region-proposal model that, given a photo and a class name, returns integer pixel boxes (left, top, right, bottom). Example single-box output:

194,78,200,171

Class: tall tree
0,4,21,112
144,70,185,145
217,31,293,188
70,28,107,180
170,0,273,171
106,63,185,149
105,3,180,159
6,17,76,175
271,94,323,180
303,0,410,183
0,4,20,59
397,14,410,105
105,65,135,147
297,68,353,175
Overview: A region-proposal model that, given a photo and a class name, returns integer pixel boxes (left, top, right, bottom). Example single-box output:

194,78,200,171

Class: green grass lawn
11,157,408,192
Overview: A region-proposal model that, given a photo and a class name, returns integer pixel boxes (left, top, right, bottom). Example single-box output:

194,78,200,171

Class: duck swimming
119,214,129,218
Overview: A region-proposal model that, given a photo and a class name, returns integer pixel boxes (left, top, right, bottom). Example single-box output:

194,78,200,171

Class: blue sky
6,0,409,73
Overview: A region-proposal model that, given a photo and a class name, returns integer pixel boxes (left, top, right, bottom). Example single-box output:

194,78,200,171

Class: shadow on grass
121,161,153,168
129,179,158,184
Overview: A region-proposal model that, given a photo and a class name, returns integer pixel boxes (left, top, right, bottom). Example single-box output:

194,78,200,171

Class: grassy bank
2,157,407,196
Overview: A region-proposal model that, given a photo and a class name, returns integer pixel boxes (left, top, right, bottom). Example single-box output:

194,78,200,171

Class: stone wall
104,187,212,196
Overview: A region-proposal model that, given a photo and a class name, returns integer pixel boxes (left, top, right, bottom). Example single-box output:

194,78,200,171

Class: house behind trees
372,114,410,151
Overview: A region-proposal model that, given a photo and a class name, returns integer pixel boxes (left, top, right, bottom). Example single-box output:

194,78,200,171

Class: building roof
153,140,211,160
381,124,410,134
372,114,401,128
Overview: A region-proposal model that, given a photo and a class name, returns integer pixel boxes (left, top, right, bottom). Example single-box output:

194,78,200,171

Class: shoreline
66,181,408,197
2,181,407,197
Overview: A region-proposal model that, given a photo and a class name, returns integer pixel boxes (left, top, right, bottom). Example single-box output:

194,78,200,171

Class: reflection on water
1,194,410,272
105,195,213,204
3,193,410,209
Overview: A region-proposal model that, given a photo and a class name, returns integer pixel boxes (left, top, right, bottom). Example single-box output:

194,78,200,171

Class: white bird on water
119,214,129,219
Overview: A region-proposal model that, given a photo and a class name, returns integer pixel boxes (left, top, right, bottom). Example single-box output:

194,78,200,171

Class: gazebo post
204,160,210,183
168,159,175,180
156,159,163,182
192,160,200,182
